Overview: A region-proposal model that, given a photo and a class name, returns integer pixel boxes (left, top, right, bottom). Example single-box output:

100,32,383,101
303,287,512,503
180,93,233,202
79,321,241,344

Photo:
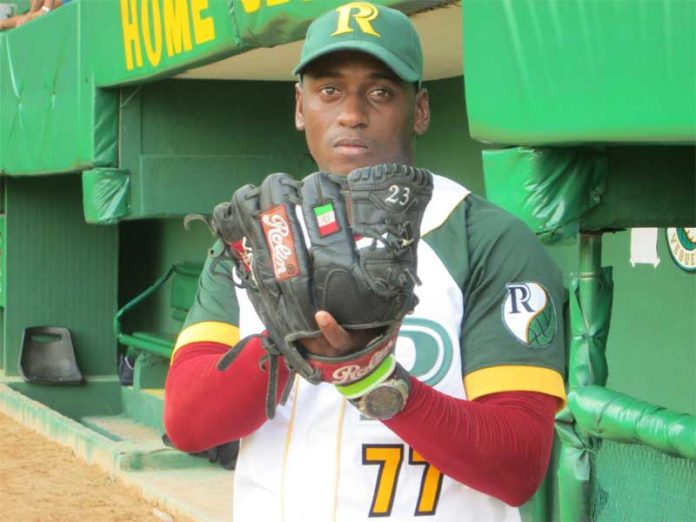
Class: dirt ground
0,412,191,521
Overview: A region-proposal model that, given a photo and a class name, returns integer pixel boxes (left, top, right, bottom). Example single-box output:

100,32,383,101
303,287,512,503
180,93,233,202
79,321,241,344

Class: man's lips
333,138,369,151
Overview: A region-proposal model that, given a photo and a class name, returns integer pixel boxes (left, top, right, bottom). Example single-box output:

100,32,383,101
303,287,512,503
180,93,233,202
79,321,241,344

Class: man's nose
337,93,368,128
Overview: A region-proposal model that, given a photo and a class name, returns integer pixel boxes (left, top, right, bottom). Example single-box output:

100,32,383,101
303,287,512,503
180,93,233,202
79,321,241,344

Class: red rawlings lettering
330,344,393,384
308,339,395,384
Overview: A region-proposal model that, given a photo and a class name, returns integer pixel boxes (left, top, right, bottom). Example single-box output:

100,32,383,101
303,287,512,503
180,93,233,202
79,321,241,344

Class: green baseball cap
293,2,423,84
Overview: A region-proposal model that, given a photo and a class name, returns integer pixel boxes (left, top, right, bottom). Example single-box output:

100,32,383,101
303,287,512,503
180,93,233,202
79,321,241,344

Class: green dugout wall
0,1,695,521
462,1,696,521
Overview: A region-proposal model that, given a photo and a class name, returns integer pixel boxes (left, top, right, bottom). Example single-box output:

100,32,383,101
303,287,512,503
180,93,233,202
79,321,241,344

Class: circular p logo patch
502,282,557,348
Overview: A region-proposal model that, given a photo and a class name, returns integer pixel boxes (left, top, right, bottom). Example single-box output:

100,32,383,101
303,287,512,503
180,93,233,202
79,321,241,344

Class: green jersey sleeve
184,240,241,328
461,195,566,400
173,241,242,359
424,193,566,402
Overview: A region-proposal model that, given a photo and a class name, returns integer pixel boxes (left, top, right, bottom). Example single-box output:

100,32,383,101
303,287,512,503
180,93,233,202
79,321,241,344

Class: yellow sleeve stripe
464,365,567,409
171,321,240,362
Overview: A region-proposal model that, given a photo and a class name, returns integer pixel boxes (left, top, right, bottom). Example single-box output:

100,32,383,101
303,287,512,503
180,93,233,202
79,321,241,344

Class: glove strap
305,325,399,385
217,334,260,371
260,337,295,420
217,334,294,420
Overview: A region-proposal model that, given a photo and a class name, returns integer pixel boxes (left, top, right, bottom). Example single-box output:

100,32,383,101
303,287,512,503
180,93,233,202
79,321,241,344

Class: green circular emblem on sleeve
501,282,557,348
666,228,696,272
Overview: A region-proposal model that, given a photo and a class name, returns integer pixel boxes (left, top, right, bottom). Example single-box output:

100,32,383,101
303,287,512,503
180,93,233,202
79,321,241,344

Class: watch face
363,385,405,420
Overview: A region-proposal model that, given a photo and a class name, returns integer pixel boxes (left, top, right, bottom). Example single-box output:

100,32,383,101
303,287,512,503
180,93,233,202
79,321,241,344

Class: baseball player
164,3,566,521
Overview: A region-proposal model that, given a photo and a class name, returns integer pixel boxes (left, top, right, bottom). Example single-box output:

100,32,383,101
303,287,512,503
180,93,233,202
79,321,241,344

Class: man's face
295,51,430,175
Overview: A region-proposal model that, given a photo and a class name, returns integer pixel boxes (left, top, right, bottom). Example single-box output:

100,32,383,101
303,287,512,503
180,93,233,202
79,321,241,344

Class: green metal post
557,232,613,522
574,233,609,389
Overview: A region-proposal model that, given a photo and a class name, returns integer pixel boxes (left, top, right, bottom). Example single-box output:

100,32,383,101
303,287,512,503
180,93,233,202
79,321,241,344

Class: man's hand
15,0,61,27
301,311,384,358
209,166,431,417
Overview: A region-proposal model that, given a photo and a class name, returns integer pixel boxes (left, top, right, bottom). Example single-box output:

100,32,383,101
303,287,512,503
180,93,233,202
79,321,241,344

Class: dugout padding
462,0,696,145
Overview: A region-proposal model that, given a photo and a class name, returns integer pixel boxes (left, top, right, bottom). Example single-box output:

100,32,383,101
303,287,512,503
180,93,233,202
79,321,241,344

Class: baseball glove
210,164,433,418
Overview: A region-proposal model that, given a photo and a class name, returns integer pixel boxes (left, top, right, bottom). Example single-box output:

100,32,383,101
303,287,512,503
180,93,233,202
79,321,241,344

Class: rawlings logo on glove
209,164,433,418
260,206,299,280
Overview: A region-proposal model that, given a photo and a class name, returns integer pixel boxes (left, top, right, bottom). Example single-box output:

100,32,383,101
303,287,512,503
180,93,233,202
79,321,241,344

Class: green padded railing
554,232,695,522
570,385,696,461
114,263,202,359
117,332,174,360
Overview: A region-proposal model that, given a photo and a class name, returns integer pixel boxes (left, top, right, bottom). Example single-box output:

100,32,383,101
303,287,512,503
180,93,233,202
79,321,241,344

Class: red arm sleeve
163,336,289,452
384,379,558,507
165,337,556,506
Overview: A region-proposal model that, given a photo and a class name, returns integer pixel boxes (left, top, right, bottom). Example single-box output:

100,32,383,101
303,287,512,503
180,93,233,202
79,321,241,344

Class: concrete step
81,414,162,442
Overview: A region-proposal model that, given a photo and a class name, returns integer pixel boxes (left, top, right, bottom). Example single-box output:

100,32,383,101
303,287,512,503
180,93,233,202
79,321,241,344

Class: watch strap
335,355,397,400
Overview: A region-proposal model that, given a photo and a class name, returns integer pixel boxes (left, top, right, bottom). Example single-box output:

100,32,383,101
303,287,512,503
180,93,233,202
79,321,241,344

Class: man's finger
315,311,352,349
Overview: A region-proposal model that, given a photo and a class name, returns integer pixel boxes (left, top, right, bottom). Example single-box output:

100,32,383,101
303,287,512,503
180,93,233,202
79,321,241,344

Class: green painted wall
119,79,316,219
3,175,118,376
596,232,694,415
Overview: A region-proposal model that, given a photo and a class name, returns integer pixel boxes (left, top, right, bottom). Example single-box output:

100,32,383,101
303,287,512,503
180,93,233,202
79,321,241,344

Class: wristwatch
351,363,411,420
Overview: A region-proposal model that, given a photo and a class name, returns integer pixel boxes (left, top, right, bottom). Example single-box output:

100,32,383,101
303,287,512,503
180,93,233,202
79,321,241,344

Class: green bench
114,263,203,360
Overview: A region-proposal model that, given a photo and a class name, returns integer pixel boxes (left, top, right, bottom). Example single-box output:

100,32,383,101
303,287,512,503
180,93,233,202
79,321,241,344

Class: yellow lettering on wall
191,0,215,44
163,0,193,56
267,0,291,6
120,0,143,70
141,0,163,66
120,0,218,71
332,2,380,37
240,0,261,13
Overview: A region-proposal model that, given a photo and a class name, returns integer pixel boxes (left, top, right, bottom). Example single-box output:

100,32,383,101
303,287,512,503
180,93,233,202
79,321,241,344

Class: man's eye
320,86,339,96
369,88,391,100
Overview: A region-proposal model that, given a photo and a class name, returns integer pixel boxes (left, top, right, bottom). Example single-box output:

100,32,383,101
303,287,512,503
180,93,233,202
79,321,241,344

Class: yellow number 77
363,444,444,517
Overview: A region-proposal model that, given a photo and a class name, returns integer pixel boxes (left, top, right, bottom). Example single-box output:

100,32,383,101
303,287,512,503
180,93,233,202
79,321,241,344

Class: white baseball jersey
232,176,519,522
180,174,566,522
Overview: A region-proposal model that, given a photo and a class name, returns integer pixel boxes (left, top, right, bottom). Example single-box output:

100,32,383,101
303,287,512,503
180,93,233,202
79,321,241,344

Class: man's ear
413,88,430,136
295,83,305,131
